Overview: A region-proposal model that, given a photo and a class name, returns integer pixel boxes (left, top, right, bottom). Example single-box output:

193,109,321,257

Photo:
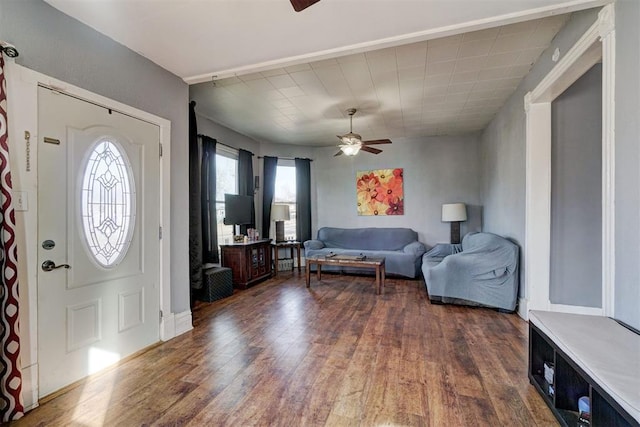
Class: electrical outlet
13,191,28,211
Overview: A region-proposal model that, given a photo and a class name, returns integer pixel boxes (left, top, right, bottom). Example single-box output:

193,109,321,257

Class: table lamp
271,204,290,242
442,203,467,244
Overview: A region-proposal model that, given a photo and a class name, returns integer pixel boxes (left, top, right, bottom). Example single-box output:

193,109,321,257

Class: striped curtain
0,53,24,421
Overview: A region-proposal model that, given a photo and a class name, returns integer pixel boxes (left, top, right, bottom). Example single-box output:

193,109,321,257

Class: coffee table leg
376,267,381,295
306,262,311,288
317,265,322,281
380,264,386,294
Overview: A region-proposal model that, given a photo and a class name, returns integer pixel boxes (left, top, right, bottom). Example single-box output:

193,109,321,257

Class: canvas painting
356,168,404,216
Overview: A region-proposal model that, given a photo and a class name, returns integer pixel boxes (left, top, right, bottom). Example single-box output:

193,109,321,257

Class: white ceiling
45,0,605,148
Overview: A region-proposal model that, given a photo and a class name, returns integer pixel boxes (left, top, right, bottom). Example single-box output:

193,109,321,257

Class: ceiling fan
290,0,321,12
335,108,392,156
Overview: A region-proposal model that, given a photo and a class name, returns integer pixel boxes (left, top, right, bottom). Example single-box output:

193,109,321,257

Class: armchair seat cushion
422,232,519,311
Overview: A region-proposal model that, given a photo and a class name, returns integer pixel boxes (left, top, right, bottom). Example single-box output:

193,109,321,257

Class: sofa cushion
317,227,418,251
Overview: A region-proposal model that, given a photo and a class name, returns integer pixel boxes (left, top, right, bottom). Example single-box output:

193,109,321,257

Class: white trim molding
6,63,175,406
174,311,194,336
549,303,605,316
599,5,616,318
524,4,615,316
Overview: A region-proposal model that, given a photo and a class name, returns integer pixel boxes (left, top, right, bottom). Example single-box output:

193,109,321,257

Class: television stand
220,239,272,289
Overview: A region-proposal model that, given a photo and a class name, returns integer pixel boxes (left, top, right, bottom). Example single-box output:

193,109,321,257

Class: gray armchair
422,232,519,312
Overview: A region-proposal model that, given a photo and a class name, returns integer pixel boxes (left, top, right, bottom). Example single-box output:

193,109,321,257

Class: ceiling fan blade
290,0,321,12
362,139,392,145
361,146,383,155
334,150,344,157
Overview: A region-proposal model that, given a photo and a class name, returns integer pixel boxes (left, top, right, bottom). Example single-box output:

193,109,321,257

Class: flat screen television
223,193,253,226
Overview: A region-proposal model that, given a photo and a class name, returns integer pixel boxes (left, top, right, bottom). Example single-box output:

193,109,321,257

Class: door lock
41,260,71,272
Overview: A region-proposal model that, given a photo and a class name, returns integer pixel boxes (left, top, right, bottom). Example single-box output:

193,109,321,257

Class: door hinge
159,226,163,240
160,310,163,321
159,143,163,157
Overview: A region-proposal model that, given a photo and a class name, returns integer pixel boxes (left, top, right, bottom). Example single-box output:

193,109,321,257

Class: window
81,139,135,267
274,164,296,240
215,148,238,246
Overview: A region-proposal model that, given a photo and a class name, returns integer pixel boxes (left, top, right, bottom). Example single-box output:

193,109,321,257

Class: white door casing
523,5,615,319
37,87,160,398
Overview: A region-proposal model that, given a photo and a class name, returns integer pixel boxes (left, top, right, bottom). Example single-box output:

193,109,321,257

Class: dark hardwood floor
14,272,557,426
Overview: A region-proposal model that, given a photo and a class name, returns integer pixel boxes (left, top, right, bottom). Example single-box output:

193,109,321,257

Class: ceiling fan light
340,144,361,156
340,132,362,145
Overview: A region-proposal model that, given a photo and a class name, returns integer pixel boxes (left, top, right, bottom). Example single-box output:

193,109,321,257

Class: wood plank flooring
14,272,558,426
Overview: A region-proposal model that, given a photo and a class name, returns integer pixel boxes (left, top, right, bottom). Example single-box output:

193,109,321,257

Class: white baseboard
160,312,175,342
175,310,193,336
550,303,604,316
21,363,39,412
518,298,529,320
160,309,193,342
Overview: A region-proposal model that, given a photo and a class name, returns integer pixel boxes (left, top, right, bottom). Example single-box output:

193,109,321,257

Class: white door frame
5,63,176,410
523,5,615,319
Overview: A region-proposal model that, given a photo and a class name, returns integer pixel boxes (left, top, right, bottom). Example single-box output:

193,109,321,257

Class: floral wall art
356,168,404,216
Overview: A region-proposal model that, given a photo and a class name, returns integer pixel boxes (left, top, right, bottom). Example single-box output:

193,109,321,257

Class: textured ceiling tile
424,74,452,87
458,39,494,59
426,61,456,76
491,35,532,54
462,28,500,42
266,74,297,89
427,45,459,63
454,56,488,73
260,68,288,77
450,71,479,84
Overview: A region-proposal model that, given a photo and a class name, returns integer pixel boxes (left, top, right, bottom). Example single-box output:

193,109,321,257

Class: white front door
37,87,160,398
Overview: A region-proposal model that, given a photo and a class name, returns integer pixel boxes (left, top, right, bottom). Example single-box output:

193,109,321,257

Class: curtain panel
295,158,312,243
188,101,203,290
0,53,24,422
237,149,255,235
200,136,219,264
261,156,278,238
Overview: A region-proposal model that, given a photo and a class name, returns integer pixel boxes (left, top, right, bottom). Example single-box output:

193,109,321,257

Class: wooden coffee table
305,255,386,294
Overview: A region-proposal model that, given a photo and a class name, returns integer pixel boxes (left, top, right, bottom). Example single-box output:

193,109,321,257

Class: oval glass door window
81,139,136,267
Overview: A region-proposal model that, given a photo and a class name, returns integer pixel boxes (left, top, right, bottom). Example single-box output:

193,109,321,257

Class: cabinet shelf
529,311,639,427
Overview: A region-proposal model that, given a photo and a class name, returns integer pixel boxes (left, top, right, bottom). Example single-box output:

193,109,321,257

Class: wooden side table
272,241,301,275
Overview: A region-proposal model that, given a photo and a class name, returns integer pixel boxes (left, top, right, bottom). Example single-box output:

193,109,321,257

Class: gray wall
0,1,191,313
479,8,601,298
614,0,640,330
312,135,482,246
550,64,602,307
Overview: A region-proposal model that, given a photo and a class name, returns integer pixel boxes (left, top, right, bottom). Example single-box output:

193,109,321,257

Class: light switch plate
13,191,28,211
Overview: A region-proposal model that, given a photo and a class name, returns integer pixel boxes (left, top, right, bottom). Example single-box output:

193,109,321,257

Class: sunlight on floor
71,347,120,426
88,347,120,375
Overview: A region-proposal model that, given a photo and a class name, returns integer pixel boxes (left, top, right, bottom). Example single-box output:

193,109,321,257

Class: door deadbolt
41,260,71,272
42,240,55,250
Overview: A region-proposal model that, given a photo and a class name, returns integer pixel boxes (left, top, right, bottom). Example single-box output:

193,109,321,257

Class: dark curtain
295,158,312,242
237,149,255,235
188,101,203,290
261,156,278,239
200,136,219,263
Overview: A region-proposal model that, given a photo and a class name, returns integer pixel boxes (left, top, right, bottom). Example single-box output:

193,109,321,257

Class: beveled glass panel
81,140,135,267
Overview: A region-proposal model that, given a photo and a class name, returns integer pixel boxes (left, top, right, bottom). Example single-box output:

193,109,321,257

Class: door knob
41,260,71,272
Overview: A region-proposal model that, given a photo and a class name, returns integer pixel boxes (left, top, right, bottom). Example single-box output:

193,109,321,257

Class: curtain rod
197,134,254,156
258,156,313,161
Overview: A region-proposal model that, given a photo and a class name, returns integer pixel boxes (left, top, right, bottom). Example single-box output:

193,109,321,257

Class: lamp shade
442,203,467,222
271,204,291,221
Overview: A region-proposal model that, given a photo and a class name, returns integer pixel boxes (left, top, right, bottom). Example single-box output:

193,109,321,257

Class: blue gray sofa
422,232,519,311
304,227,426,278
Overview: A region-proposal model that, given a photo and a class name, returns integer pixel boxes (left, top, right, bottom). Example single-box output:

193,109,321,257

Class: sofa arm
403,241,426,257
424,243,462,259
304,239,325,250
